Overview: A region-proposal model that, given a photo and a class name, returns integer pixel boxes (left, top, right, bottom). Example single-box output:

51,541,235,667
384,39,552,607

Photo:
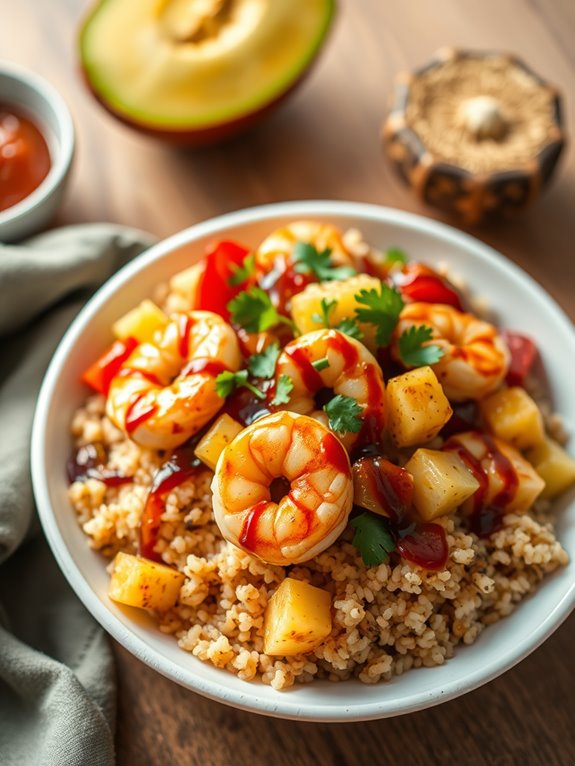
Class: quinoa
68,395,568,690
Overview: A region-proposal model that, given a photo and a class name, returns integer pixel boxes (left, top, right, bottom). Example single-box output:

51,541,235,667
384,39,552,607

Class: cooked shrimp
275,328,386,450
393,303,509,401
256,220,356,273
106,311,241,450
444,431,544,517
211,411,353,566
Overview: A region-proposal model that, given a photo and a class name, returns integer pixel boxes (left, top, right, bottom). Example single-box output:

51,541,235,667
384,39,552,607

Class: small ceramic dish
0,62,75,242
31,201,575,721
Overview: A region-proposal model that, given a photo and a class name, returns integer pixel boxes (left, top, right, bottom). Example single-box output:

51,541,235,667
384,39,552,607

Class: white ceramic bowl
0,62,75,242
31,201,575,721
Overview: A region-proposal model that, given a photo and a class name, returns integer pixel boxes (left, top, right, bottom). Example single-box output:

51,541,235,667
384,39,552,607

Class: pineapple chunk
169,261,205,307
263,577,332,656
290,274,382,349
109,552,184,611
406,449,479,521
194,413,243,471
386,366,453,448
527,438,575,500
480,387,545,450
112,299,168,343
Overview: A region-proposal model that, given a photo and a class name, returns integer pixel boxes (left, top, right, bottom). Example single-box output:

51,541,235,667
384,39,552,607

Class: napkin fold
0,224,156,766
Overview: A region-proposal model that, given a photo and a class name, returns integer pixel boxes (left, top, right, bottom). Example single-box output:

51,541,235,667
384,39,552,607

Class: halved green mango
79,0,335,143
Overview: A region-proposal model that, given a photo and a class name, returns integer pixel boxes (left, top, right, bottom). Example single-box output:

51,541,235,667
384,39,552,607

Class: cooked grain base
68,395,568,690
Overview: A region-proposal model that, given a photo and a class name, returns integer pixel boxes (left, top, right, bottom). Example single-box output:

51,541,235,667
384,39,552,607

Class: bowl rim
31,201,575,721
0,61,75,229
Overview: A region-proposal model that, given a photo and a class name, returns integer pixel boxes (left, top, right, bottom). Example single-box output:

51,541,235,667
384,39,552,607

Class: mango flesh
80,0,335,137
406,448,480,521
479,386,545,451
527,438,575,500
109,551,185,611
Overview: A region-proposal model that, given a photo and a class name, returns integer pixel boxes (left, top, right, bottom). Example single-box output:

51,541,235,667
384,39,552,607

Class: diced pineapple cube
290,274,382,349
109,552,184,611
480,386,545,450
168,261,205,307
194,413,243,471
386,366,453,448
406,449,480,521
112,299,168,343
263,577,332,656
527,438,575,500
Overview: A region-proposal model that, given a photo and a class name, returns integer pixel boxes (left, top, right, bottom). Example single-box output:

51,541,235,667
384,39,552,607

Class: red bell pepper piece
396,264,463,310
196,239,251,320
81,337,138,395
502,331,538,387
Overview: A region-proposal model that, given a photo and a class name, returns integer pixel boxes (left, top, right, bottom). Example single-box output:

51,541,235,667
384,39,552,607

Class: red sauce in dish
125,395,158,434
67,443,132,487
139,440,203,561
239,500,268,552
0,105,51,212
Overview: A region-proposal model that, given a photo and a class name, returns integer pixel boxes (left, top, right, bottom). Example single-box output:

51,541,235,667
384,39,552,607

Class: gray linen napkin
0,224,156,766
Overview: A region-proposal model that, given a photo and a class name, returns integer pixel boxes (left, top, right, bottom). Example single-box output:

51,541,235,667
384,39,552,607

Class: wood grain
2,0,574,763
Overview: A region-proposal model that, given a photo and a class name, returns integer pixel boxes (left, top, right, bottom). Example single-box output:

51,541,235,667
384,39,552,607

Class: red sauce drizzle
118,367,162,387
177,314,194,359
182,358,228,378
239,500,269,553
327,331,359,368
285,345,323,391
444,432,518,537
259,255,314,315
322,432,350,475
139,441,202,561
355,364,386,449
353,456,448,570
125,395,159,434
66,443,132,488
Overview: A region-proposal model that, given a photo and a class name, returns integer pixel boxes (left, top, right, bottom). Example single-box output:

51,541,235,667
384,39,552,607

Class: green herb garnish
247,343,281,379
228,287,294,334
323,394,362,434
312,297,337,327
228,253,256,286
350,512,396,566
293,242,356,282
336,317,364,341
312,357,330,372
398,325,445,367
354,283,404,347
215,370,265,400
271,374,294,406
384,247,408,267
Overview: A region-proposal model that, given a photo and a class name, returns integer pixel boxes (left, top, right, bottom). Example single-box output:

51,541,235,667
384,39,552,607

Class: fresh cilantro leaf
350,512,396,566
228,253,256,286
215,370,265,400
271,374,294,406
385,247,408,267
398,325,445,367
293,242,356,282
336,317,364,341
247,343,280,379
312,298,337,327
312,357,330,372
228,287,294,334
323,394,362,434
354,283,404,347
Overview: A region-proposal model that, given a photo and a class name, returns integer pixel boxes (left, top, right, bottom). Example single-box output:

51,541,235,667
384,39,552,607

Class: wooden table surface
3,0,575,763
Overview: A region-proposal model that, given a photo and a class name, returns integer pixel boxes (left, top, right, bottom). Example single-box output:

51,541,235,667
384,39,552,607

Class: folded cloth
0,224,156,766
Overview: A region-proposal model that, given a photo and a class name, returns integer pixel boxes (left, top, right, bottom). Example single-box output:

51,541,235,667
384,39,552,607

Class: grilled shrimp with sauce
393,302,510,401
211,411,354,566
106,311,241,450
256,220,356,272
275,328,386,450
444,431,545,525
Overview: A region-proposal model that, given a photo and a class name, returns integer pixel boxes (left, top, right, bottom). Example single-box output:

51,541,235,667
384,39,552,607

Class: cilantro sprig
312,298,337,327
228,253,256,287
271,374,294,406
354,283,404,347
384,247,408,268
336,317,364,341
312,297,364,341
228,287,295,334
293,242,356,282
350,512,396,566
323,394,362,434
398,325,445,367
247,343,280,379
215,370,265,400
